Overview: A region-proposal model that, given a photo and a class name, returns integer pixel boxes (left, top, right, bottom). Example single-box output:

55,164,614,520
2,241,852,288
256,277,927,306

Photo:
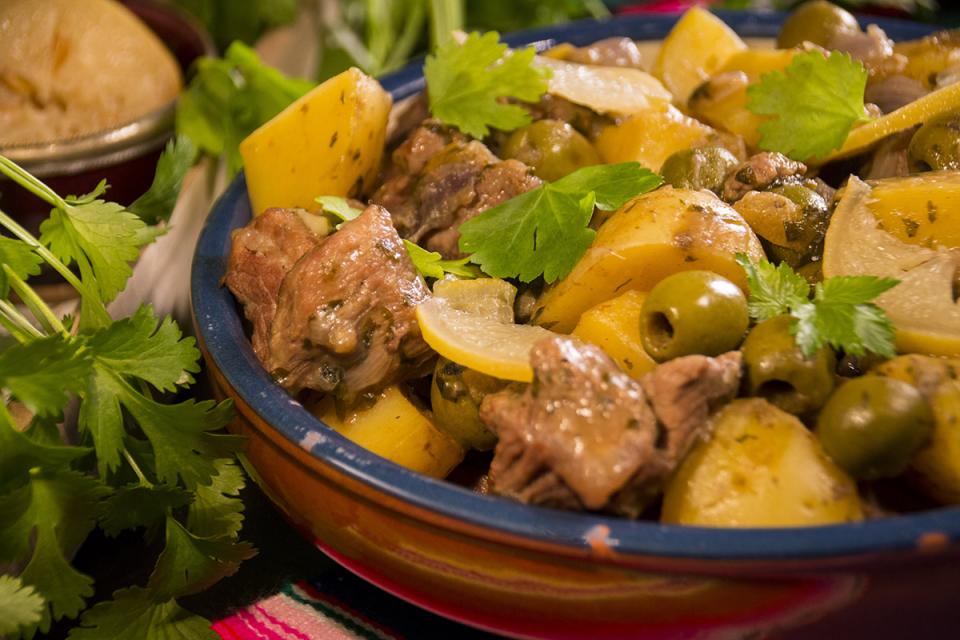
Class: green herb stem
0,299,43,340
123,448,153,488
2,265,64,335
0,156,68,210
0,209,82,293
428,0,465,48
385,0,428,72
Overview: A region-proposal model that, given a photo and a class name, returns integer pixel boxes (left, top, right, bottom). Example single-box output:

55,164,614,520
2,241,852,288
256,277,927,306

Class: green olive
430,357,506,450
501,119,600,182
659,147,739,194
640,271,749,362
768,182,830,252
816,375,935,480
777,0,860,49
908,110,960,172
742,315,837,415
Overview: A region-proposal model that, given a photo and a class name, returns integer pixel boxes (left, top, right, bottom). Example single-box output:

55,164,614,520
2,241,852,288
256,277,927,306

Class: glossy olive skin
660,147,739,194
768,182,830,254
908,110,960,172
501,119,600,182
742,315,837,415
777,0,860,49
816,375,935,480
640,271,749,362
430,358,506,450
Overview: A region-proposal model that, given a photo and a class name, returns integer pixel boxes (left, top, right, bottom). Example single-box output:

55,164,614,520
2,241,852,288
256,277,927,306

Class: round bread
0,0,183,146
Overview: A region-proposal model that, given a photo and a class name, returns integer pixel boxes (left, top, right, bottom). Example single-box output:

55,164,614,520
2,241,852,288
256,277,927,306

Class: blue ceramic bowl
193,12,960,639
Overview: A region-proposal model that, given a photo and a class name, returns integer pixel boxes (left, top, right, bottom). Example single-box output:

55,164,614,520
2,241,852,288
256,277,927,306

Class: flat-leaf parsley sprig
459,163,663,283
736,254,899,358
424,30,551,138
746,50,872,161
0,154,253,639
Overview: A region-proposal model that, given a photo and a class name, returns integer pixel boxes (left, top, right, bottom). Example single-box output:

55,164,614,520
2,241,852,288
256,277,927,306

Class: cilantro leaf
738,256,899,358
425,31,550,138
735,253,810,322
316,195,362,222
99,484,192,538
0,236,42,297
404,240,480,280
128,136,198,225
149,517,256,600
0,416,89,494
69,586,218,640
39,200,162,305
1,470,109,636
747,51,871,160
187,459,246,539
459,163,662,283
0,575,44,638
177,42,313,176
0,334,90,417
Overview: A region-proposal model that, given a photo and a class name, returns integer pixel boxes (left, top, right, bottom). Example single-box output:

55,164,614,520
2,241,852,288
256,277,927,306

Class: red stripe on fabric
294,580,400,638
254,603,316,640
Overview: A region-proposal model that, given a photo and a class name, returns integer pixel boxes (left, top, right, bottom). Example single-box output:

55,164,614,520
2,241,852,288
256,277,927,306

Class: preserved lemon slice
822,175,960,356
416,297,557,382
432,277,516,322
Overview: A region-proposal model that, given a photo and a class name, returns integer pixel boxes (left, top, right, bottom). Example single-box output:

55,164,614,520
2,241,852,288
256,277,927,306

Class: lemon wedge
416,296,558,382
822,175,960,356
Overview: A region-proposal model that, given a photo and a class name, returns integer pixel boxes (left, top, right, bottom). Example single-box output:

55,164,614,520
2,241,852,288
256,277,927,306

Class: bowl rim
192,9,960,563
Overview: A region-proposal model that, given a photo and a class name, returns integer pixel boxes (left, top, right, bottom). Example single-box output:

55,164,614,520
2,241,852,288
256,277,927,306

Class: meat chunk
372,125,541,258
865,75,928,114
829,25,906,78
563,37,645,69
722,152,807,203
223,208,321,358
264,205,433,402
480,337,741,517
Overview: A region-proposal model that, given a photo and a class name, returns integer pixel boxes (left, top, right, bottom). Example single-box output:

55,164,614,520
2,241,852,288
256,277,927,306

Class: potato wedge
312,386,464,478
662,398,864,527
594,106,715,173
240,67,391,215
534,187,764,333
653,7,746,105
571,290,657,379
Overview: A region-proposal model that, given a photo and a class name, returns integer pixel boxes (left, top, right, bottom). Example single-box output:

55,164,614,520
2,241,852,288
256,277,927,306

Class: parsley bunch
736,255,899,358
0,154,253,639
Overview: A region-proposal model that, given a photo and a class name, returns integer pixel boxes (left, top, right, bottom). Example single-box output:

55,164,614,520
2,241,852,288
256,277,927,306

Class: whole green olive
659,147,740,194
816,375,935,480
640,271,749,362
907,110,960,172
501,119,600,182
742,315,837,415
430,357,506,450
777,0,860,49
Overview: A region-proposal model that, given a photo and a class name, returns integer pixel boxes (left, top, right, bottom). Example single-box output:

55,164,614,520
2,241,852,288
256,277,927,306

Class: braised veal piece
481,337,741,517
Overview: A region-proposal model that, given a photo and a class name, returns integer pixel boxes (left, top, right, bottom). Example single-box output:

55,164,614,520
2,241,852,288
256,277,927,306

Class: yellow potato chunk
240,67,391,215
720,48,801,82
534,187,764,333
571,290,657,379
653,7,747,105
662,398,864,527
893,30,960,89
594,106,715,172
312,386,464,478
867,172,960,248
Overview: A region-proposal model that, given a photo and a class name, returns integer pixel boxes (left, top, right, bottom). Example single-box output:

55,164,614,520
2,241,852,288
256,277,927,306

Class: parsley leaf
0,334,90,417
747,51,871,160
69,586,218,640
39,198,162,307
316,195,362,222
735,254,810,322
1,470,110,636
0,237,42,297
99,484,192,539
404,240,479,280
737,255,899,357
424,31,550,138
459,163,663,283
186,459,247,539
177,42,313,176
0,575,44,638
128,136,198,225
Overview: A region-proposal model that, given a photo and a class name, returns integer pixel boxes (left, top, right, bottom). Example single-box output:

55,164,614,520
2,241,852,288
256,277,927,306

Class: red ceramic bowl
192,12,960,639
